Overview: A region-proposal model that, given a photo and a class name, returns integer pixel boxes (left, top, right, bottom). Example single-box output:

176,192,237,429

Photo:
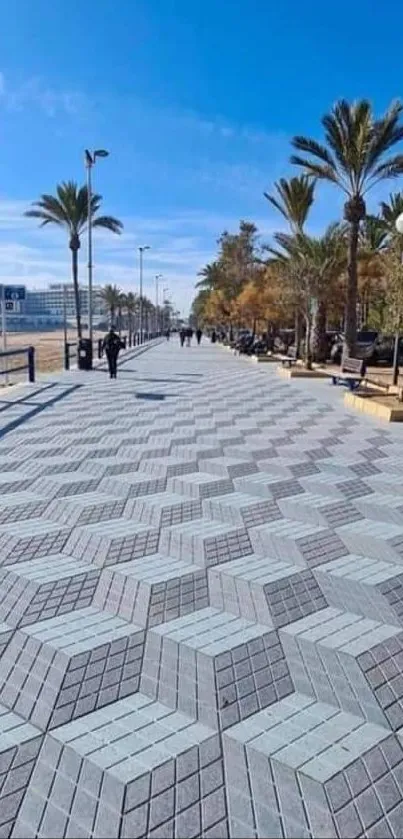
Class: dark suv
330,331,403,366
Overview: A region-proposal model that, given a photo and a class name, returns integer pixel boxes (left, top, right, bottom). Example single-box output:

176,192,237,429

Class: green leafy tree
25,181,123,338
291,99,403,353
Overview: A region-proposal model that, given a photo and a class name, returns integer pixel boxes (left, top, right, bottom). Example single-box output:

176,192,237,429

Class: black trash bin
120,335,127,350
78,338,93,371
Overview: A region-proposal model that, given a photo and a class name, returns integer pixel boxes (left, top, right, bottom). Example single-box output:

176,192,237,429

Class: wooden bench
280,348,298,367
328,356,365,390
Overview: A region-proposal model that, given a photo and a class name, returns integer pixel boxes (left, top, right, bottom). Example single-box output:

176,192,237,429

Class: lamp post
138,246,150,344
155,274,162,335
163,286,170,332
84,148,109,349
393,213,403,387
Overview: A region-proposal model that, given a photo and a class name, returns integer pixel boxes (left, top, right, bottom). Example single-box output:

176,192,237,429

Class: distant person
186,327,193,347
179,328,186,347
211,330,217,344
196,328,202,345
166,328,171,341
102,326,122,379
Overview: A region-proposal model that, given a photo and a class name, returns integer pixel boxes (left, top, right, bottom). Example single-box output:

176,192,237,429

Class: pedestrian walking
102,326,122,379
179,328,186,347
196,328,202,345
166,328,171,341
211,329,217,344
186,327,193,347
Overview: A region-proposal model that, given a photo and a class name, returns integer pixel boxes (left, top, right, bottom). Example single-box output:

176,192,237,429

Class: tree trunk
345,220,359,355
110,306,115,326
311,300,327,363
295,310,303,358
70,246,82,340
304,314,313,370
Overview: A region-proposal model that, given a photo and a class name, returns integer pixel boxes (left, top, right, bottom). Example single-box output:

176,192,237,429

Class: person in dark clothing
186,327,193,347
211,330,217,344
166,328,171,341
179,328,186,347
196,328,202,345
103,326,122,379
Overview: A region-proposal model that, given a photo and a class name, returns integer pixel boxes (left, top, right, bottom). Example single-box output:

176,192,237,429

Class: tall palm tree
124,292,138,345
99,283,122,326
264,175,315,233
264,175,316,355
25,181,123,338
291,99,403,353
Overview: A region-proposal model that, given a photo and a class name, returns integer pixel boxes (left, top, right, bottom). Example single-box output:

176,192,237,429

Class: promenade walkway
1,339,403,838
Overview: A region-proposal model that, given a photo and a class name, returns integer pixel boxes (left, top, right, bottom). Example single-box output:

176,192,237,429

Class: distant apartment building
4,284,106,330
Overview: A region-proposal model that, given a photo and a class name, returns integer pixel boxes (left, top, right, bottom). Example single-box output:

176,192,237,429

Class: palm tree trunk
295,310,303,358
304,314,313,370
71,247,82,339
345,221,359,355
311,300,327,363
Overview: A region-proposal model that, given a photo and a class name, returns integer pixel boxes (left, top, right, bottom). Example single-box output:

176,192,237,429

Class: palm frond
92,215,123,234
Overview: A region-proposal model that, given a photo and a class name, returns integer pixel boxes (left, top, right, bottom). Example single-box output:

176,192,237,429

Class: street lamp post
84,148,109,349
393,213,403,387
163,286,170,332
138,246,150,344
155,274,162,335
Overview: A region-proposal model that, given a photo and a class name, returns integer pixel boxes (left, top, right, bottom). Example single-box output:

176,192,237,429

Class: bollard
64,342,70,371
28,346,35,383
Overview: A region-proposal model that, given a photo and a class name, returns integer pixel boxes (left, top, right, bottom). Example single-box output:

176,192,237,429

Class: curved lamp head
396,213,403,235
94,149,109,159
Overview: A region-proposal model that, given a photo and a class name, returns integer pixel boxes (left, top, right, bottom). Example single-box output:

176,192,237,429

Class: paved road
1,339,403,838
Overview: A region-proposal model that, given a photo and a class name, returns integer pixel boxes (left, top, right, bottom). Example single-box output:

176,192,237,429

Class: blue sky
0,0,402,313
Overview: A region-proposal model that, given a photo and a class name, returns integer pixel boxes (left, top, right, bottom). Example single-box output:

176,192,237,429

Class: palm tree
99,283,122,326
270,224,346,366
124,292,138,346
291,99,403,354
264,175,316,355
264,175,315,233
196,261,224,290
25,181,123,338
380,191,403,231
358,216,388,327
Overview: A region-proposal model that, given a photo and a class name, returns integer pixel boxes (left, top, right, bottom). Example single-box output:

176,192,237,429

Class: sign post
1,285,7,385
0,286,26,385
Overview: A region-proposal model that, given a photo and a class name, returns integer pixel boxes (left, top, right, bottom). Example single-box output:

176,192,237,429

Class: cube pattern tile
1,340,403,836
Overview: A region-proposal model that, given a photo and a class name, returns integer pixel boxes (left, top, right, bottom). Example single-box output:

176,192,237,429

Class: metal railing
64,332,162,371
0,347,35,383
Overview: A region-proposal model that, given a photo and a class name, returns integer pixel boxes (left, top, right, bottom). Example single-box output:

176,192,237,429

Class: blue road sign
4,285,26,301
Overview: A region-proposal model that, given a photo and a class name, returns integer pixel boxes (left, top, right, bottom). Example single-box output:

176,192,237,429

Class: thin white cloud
0,72,88,117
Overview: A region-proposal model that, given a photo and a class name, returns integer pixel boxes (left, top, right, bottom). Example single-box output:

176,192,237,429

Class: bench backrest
341,356,365,375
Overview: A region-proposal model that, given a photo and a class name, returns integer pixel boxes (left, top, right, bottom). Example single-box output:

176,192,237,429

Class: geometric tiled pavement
1,341,403,835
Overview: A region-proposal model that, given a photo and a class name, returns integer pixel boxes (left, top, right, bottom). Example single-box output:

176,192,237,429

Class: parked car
274,329,295,354
330,331,403,366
